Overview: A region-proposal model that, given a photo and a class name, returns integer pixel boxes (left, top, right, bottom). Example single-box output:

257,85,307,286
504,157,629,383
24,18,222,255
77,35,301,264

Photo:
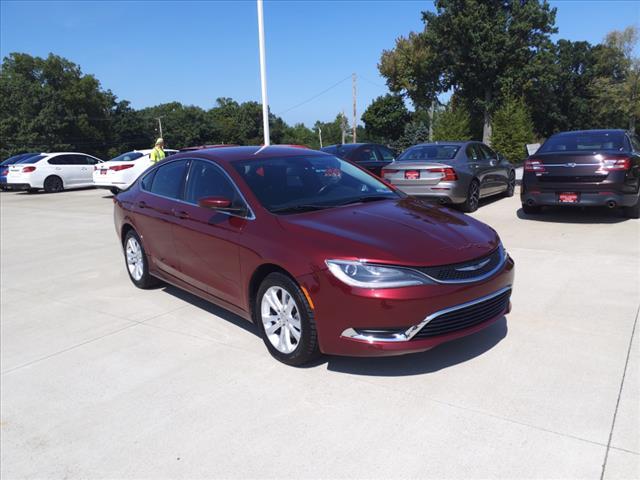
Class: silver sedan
381,141,516,212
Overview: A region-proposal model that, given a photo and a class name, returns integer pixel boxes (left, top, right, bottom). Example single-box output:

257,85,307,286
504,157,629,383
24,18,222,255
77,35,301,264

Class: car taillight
427,167,458,181
524,158,545,172
109,164,134,171
598,157,631,172
22,166,36,173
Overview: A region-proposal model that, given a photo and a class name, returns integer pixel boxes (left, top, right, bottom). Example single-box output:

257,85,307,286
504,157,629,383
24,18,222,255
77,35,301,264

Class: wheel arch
248,263,297,321
44,174,64,188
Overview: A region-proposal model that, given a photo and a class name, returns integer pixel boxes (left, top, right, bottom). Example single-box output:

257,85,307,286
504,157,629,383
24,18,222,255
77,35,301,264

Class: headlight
325,259,432,288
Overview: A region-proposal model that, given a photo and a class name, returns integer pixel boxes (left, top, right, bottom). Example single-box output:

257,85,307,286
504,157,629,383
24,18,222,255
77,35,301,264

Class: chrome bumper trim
340,285,512,343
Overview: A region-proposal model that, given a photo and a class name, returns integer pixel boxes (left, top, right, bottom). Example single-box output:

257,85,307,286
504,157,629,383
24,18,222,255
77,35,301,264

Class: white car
93,149,178,194
5,152,104,193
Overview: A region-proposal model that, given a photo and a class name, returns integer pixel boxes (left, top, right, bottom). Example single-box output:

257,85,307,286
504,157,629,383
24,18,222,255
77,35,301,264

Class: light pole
257,0,270,146
317,126,323,148
155,116,164,138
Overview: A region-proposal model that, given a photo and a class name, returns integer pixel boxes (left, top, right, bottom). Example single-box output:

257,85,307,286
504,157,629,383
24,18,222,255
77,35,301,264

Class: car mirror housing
198,196,232,209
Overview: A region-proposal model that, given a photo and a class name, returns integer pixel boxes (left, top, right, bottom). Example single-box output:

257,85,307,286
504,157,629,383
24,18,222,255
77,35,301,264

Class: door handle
172,209,190,219
137,201,147,209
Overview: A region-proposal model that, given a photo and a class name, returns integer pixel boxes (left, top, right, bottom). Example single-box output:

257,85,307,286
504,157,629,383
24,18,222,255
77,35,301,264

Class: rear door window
479,144,496,160
466,145,481,161
377,146,395,161
352,146,381,163
149,160,188,199
48,155,74,165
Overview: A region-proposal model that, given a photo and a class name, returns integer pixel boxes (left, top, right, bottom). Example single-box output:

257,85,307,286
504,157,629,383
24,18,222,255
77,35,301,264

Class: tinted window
398,145,460,161
321,144,359,159
631,135,640,152
185,160,239,205
539,131,626,153
352,146,381,163
85,156,100,165
149,160,188,199
377,146,395,161
466,145,485,161
109,152,144,162
48,155,74,165
140,170,156,191
479,144,496,159
233,155,397,214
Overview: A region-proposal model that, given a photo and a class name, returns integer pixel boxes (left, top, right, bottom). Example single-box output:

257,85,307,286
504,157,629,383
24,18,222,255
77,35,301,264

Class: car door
465,144,492,195
82,156,101,185
133,159,189,279
46,155,76,186
171,159,248,306
479,143,508,193
351,145,384,176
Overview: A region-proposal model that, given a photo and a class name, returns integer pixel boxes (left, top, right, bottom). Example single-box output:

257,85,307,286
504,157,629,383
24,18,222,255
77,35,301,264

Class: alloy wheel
469,182,479,210
125,237,144,281
260,286,302,354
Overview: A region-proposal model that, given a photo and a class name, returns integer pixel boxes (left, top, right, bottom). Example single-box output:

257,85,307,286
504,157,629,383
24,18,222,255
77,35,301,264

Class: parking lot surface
1,188,638,479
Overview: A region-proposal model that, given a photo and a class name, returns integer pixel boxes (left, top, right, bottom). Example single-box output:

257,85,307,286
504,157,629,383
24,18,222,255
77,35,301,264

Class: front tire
255,272,320,366
123,229,161,289
504,171,516,197
43,176,64,193
460,179,480,213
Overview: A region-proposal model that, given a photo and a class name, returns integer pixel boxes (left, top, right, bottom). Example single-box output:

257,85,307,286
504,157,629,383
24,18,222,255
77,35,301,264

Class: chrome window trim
139,157,256,221
341,285,512,343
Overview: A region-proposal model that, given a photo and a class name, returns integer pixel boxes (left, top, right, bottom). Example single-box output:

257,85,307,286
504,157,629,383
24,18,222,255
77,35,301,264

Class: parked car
321,143,396,176
381,142,516,212
93,149,178,194
114,146,514,366
521,129,640,218
5,152,103,193
180,145,237,152
1,153,41,190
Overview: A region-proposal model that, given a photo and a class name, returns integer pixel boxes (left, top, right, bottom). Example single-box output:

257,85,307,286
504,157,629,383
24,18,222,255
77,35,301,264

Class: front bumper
296,255,515,356
521,190,638,207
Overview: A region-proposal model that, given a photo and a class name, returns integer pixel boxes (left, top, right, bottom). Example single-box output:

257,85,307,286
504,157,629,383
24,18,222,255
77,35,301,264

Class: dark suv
521,129,640,218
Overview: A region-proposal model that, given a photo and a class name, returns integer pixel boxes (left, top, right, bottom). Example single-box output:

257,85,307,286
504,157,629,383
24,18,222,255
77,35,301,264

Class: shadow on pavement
323,317,508,377
516,207,630,224
162,285,260,338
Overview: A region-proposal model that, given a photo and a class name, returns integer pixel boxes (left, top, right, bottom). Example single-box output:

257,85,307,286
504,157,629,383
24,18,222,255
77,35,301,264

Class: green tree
432,101,471,141
490,94,534,163
314,113,350,146
0,52,115,159
390,120,430,153
361,94,411,143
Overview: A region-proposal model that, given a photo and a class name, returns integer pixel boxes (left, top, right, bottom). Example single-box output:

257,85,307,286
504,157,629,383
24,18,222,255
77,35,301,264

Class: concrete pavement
1,187,638,479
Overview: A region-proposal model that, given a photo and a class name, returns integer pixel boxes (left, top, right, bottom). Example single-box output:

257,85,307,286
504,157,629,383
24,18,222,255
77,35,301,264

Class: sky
1,0,639,127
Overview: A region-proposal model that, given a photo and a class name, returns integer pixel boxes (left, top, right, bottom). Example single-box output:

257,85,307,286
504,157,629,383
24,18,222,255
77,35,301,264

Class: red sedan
114,146,514,365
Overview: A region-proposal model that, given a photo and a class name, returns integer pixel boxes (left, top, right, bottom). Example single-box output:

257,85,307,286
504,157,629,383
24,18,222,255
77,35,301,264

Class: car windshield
108,152,145,162
233,155,399,214
397,145,460,161
539,132,626,153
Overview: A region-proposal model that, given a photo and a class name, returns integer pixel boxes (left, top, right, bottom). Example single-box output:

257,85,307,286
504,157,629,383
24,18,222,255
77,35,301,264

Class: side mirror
198,196,248,216
198,196,232,209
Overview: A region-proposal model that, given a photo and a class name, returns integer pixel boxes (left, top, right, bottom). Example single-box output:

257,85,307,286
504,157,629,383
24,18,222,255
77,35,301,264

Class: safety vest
150,147,165,164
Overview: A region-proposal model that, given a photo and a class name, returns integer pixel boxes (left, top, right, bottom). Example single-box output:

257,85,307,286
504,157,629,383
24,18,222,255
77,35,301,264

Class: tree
314,113,351,146
0,52,115,159
390,120,430,153
490,94,534,163
361,94,411,143
432,101,471,141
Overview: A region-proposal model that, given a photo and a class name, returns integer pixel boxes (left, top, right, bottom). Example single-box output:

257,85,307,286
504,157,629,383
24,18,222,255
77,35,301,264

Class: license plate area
558,192,579,203
405,170,420,180
100,170,107,175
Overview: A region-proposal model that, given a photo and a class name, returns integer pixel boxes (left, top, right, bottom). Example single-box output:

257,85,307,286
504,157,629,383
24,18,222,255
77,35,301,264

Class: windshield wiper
270,204,333,214
337,195,394,206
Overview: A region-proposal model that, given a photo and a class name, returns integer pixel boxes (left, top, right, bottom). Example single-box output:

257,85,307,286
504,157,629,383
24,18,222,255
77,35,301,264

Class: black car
521,129,640,218
321,143,395,176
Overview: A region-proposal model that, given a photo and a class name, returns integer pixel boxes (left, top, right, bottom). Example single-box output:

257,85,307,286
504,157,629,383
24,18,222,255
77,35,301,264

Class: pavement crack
600,301,639,480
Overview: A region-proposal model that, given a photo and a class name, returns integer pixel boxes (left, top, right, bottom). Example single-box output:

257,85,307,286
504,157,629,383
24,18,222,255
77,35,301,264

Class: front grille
411,289,511,340
539,175,606,183
413,248,502,282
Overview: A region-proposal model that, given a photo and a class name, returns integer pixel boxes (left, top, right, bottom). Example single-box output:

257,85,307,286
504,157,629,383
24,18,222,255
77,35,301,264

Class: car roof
174,145,328,163
411,141,470,146
552,129,627,136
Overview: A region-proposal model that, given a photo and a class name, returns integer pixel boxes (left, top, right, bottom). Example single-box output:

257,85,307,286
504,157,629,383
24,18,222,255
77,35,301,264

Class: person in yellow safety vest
150,138,166,164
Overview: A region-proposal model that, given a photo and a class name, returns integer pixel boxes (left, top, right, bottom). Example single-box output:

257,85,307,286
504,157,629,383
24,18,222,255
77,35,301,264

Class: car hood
277,197,499,267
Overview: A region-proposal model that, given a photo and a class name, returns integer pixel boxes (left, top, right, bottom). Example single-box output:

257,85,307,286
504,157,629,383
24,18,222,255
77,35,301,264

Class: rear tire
460,180,480,213
623,195,640,219
43,176,63,193
255,272,320,366
123,229,162,289
522,203,542,215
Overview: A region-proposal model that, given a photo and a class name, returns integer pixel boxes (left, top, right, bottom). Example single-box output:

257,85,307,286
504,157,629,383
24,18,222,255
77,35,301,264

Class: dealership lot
1,188,638,478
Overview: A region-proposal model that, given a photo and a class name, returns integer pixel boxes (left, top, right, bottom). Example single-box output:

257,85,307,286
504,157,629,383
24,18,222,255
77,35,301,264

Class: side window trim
183,157,255,220
140,158,190,201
